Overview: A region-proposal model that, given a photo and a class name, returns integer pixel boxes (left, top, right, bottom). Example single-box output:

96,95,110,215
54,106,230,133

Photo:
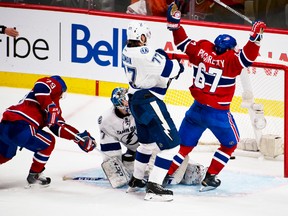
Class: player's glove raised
167,1,181,31
74,130,96,153
249,20,266,43
46,103,60,126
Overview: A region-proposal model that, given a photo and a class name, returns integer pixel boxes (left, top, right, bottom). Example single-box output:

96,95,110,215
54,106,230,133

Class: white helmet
127,20,151,44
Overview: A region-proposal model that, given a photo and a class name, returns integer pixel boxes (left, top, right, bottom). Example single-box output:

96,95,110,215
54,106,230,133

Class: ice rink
1,86,288,216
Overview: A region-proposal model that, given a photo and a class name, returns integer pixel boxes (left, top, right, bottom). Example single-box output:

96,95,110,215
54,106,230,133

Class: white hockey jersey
98,106,139,159
122,45,182,100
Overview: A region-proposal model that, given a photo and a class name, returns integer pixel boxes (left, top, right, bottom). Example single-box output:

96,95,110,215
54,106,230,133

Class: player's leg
127,141,158,192
0,140,17,164
128,91,179,200
22,126,56,187
168,103,205,176
0,121,55,187
143,99,182,201
145,145,179,201
200,110,239,191
0,121,18,164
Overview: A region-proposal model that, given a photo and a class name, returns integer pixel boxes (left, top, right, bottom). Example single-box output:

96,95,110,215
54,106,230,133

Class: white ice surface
0,87,288,216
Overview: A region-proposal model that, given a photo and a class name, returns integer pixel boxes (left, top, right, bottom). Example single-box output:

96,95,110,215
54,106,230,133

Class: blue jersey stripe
154,156,172,170
177,38,191,52
239,50,253,67
100,142,121,151
135,152,151,164
214,151,230,164
34,152,49,163
161,59,174,78
193,67,236,86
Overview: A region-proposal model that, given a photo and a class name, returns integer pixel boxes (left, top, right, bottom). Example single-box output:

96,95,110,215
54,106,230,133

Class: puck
230,156,236,160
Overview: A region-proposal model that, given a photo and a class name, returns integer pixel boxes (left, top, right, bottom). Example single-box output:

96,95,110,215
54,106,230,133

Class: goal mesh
165,53,288,177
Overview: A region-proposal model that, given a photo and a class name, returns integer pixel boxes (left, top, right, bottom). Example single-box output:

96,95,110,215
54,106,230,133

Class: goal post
166,53,288,177
254,60,288,177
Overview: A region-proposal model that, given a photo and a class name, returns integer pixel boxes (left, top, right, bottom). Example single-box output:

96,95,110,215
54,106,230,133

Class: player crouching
0,75,96,188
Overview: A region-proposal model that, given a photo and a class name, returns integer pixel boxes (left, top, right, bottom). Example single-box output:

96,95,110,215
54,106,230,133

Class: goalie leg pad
101,157,131,188
165,155,189,185
180,163,206,185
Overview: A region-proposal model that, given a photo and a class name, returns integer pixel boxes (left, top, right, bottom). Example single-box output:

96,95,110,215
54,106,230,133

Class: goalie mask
111,87,130,114
127,21,151,45
214,34,237,55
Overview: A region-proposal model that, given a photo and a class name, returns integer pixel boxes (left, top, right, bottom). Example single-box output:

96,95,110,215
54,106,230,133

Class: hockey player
98,87,139,173
122,20,184,201
99,87,206,187
0,75,96,188
166,1,266,191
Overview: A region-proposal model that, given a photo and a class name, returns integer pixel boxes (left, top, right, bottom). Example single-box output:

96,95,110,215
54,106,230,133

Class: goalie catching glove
167,1,181,31
249,20,266,43
74,130,96,153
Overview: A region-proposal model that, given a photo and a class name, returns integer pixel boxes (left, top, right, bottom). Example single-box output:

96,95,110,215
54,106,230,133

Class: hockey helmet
50,75,67,93
127,21,151,44
111,87,130,113
214,34,237,55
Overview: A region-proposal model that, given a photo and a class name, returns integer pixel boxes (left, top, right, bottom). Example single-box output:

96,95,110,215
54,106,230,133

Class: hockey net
165,53,288,177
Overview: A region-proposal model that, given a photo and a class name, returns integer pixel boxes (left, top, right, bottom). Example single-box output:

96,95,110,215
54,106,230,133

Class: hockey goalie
98,87,206,188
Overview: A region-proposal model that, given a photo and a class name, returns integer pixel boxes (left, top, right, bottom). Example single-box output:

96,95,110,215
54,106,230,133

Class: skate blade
126,186,142,193
199,185,217,192
144,193,173,202
24,183,50,189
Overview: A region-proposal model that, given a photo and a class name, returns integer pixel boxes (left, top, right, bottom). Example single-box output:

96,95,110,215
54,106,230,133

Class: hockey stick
59,125,121,159
58,124,99,152
62,176,106,181
213,0,253,24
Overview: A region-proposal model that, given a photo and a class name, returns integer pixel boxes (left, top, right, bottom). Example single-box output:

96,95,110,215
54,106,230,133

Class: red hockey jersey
172,26,260,110
1,76,77,140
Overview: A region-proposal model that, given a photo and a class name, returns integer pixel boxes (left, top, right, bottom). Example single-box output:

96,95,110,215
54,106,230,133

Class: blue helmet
111,87,130,113
214,34,237,55
51,75,67,93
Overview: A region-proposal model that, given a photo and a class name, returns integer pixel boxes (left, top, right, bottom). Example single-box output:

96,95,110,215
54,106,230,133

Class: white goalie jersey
98,106,139,160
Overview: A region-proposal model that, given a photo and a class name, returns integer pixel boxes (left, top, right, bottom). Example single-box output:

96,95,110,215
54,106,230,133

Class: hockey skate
25,171,51,189
126,176,146,193
199,172,221,192
144,182,173,202
162,174,174,186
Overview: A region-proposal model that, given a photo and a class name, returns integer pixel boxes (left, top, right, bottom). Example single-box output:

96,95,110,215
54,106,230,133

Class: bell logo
71,24,127,67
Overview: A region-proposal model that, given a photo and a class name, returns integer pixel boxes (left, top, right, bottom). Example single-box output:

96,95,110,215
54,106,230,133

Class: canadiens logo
174,11,181,19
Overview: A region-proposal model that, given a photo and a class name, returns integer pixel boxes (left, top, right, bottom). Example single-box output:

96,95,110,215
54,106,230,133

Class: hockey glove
46,103,60,126
174,62,184,80
249,20,266,43
74,130,96,153
167,1,181,31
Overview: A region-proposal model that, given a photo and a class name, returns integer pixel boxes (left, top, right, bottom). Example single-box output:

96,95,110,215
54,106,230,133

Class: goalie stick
62,176,105,181
213,0,253,24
